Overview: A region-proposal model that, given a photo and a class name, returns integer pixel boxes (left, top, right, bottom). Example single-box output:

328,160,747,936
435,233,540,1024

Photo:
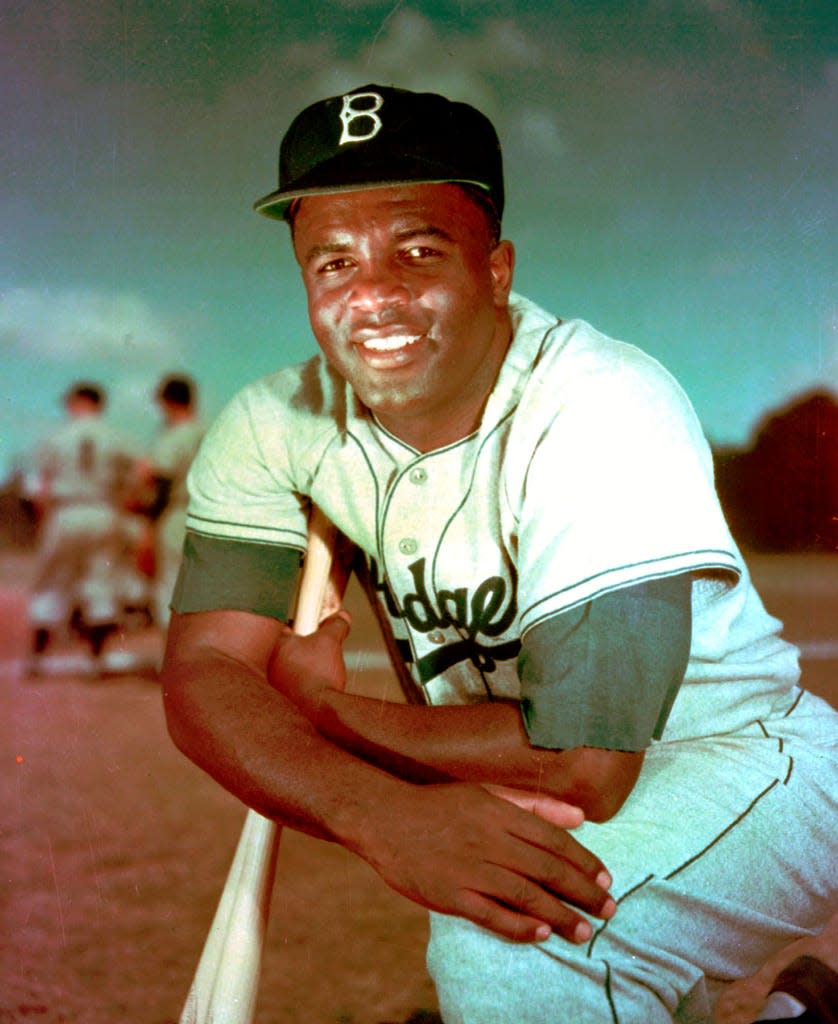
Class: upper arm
163,606,285,675
161,528,302,748
518,573,693,753
514,348,739,634
171,531,302,619
514,574,693,821
161,606,289,763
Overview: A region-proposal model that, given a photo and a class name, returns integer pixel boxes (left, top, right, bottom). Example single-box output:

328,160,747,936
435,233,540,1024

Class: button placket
379,446,466,611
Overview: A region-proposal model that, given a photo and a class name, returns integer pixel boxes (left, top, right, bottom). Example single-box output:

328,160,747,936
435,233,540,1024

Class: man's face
292,184,514,450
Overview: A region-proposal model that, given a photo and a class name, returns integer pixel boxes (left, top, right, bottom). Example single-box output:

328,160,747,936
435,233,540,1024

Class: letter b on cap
339,91,384,145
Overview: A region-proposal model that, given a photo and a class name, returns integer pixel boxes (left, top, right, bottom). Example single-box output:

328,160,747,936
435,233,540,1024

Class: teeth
361,334,420,352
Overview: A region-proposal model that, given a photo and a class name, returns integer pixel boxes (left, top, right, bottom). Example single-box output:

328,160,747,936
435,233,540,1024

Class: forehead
292,183,486,237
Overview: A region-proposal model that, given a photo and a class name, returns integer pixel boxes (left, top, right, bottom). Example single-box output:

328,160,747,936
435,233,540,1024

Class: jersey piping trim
579,776,781,973
665,778,780,881
584,874,655,959
603,960,619,1024
755,716,796,786
427,405,519,602
537,939,620,1023
521,551,739,636
369,414,481,456
185,517,307,550
343,428,384,546
781,687,805,718
373,406,520,678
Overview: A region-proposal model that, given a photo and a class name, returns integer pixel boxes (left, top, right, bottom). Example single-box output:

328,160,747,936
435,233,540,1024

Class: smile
358,333,422,353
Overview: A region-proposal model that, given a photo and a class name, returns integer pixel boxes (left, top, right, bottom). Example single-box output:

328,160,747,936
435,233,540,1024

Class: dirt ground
2,550,837,1024
1,552,437,1024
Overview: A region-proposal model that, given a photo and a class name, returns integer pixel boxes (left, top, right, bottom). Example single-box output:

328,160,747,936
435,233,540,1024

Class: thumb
316,609,352,642
483,784,585,829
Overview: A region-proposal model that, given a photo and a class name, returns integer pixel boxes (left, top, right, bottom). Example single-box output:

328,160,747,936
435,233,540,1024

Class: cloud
238,11,549,118
355,12,546,104
0,287,193,474
0,287,183,364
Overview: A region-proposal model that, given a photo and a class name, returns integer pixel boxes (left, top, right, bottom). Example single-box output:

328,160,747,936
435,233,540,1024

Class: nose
347,257,409,313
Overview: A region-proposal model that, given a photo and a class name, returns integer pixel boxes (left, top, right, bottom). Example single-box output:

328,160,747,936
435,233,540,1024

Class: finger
503,838,616,923
458,879,600,946
499,853,616,934
508,813,612,892
457,887,556,944
484,784,585,829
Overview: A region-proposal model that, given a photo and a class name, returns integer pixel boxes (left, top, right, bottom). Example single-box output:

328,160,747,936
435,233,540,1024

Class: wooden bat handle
180,506,338,1024
352,552,428,705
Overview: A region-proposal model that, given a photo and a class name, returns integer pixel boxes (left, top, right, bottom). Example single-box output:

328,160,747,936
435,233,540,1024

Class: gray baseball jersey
176,293,800,750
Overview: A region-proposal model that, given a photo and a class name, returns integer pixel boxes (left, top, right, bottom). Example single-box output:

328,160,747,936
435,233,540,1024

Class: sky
2,0,836,480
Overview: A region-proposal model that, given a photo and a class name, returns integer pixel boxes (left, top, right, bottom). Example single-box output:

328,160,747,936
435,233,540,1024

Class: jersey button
427,630,446,645
409,467,428,484
398,538,418,556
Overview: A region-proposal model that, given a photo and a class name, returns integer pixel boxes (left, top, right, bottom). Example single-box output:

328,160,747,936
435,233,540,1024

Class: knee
426,916,633,1024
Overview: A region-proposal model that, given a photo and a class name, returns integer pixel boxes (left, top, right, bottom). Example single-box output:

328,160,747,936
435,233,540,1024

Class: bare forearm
162,651,405,845
313,690,643,821
161,610,619,945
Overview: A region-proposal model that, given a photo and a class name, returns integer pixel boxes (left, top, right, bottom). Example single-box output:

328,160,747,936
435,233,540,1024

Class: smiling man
292,184,513,451
161,85,838,1023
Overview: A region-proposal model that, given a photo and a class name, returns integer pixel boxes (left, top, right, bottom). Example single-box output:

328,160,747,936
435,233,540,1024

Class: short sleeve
518,574,692,751
512,334,739,633
184,376,313,551
171,531,301,620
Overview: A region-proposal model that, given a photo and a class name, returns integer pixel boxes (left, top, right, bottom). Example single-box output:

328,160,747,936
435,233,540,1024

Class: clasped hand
267,610,352,717
266,611,616,945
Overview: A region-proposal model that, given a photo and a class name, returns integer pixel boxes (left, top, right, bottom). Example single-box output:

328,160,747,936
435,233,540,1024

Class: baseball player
26,381,141,671
135,373,205,628
161,85,838,1023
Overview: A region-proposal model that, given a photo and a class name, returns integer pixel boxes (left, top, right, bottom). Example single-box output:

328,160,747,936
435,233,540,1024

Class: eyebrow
393,224,456,245
302,241,350,265
301,223,458,266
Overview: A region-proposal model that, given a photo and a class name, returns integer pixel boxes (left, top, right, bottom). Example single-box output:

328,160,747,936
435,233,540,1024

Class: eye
401,244,442,262
316,255,354,274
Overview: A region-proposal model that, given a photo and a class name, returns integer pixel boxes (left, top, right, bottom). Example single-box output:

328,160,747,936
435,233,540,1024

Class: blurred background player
135,374,204,629
25,382,143,673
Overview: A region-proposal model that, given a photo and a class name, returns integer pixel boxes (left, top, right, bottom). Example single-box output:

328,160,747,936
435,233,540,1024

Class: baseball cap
253,83,504,222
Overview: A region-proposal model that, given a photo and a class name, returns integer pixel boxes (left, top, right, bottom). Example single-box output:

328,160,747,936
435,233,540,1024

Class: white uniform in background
28,411,139,657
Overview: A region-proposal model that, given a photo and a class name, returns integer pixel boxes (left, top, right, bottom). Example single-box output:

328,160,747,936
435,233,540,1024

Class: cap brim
253,176,495,221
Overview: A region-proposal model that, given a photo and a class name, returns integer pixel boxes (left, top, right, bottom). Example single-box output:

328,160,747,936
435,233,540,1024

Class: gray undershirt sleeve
518,574,692,751
171,529,302,620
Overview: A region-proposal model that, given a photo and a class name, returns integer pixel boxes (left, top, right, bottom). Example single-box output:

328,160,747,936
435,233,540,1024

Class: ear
489,240,515,306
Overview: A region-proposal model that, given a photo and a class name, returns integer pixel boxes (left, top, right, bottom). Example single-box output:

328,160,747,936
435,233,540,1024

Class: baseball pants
29,504,123,627
426,687,838,1024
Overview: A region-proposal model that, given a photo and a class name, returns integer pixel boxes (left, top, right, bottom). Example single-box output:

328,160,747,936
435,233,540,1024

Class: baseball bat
179,505,339,1024
351,551,428,706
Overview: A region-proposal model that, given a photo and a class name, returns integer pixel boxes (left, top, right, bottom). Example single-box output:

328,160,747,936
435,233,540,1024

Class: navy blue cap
254,83,504,222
